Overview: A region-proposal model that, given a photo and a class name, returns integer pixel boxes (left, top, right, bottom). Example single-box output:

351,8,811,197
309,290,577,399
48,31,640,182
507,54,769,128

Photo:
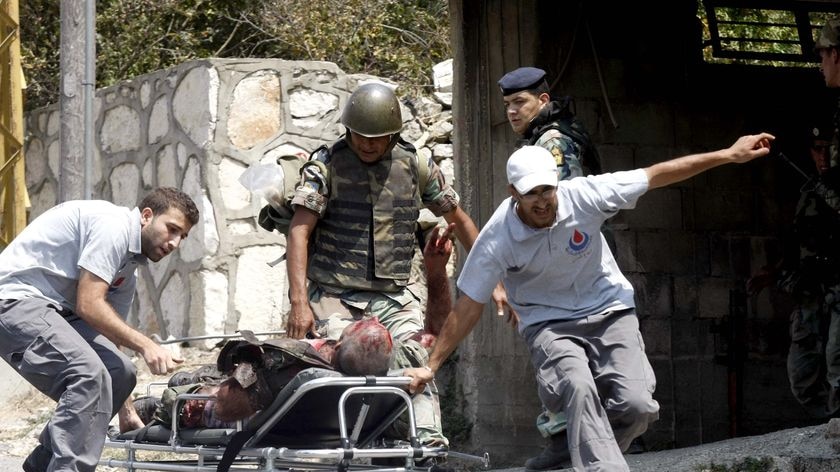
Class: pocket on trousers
636,331,657,394
14,335,70,394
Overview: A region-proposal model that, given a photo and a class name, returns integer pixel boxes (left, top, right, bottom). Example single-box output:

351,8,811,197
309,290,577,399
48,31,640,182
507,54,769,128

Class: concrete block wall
565,56,809,450
23,58,456,348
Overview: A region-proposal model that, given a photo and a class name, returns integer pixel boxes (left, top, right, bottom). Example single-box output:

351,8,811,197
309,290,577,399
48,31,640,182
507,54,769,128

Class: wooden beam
0,0,28,247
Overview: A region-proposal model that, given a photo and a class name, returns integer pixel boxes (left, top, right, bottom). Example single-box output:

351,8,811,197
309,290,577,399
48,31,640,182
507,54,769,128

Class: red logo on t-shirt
569,229,590,251
112,277,125,287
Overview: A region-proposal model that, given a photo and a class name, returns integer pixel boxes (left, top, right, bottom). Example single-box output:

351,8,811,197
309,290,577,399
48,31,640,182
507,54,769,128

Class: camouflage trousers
308,283,448,446
536,409,567,438
787,283,840,418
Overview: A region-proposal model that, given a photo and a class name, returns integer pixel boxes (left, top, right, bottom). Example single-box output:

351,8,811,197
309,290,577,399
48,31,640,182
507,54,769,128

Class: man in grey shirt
0,187,199,472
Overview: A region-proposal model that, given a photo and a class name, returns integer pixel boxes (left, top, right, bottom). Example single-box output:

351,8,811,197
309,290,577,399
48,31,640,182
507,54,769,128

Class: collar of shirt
129,207,148,265
505,197,563,242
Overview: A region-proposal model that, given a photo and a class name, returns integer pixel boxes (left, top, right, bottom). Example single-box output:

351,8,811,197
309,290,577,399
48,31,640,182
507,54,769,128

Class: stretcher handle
152,330,286,345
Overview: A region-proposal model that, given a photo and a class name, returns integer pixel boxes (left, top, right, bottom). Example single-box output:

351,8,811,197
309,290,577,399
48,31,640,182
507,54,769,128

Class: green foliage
20,0,450,109
95,0,259,88
696,2,838,67
20,0,60,108
255,0,450,92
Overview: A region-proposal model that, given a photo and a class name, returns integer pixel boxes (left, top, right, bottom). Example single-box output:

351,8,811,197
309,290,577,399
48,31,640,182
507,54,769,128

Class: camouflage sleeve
290,162,329,217
420,155,460,216
535,128,584,180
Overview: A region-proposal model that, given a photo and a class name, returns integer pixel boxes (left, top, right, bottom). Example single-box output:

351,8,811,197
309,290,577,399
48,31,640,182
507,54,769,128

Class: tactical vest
786,167,840,294
308,139,422,292
525,98,602,175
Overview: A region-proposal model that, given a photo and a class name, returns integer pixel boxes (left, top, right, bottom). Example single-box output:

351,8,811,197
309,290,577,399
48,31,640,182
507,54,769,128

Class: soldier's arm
442,206,478,251
419,156,478,250
286,162,330,339
286,208,319,339
536,129,584,180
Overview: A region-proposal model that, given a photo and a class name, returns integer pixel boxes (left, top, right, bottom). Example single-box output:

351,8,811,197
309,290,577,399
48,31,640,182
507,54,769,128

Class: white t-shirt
457,169,649,332
0,200,146,316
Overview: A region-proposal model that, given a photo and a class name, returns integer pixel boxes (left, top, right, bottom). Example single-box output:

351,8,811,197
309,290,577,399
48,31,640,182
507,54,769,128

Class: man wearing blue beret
498,66,600,180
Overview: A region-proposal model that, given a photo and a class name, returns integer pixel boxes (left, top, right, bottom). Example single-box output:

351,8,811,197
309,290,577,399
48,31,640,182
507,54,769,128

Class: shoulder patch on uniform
551,148,565,166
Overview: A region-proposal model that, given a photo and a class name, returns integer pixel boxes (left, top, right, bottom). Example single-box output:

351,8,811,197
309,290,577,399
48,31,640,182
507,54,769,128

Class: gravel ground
0,344,212,471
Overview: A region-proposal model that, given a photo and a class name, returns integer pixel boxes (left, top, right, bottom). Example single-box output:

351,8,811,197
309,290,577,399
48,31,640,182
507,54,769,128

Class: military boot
132,395,161,425
524,431,571,471
22,444,51,472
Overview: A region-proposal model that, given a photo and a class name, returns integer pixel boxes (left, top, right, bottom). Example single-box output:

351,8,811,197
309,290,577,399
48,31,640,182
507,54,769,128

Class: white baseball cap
506,146,559,194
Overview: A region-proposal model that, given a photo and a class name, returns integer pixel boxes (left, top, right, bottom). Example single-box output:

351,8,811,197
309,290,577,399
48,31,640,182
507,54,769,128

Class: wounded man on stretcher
125,223,455,434
127,317,409,431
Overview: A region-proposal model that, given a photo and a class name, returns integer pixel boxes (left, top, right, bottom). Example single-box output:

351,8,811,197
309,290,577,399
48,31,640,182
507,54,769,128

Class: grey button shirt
0,200,146,317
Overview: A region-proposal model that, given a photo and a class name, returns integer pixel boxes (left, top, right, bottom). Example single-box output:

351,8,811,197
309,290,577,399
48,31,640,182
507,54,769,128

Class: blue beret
498,67,547,95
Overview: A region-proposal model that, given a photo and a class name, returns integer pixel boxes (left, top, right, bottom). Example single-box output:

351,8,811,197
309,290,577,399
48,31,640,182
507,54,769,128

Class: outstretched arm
645,133,774,190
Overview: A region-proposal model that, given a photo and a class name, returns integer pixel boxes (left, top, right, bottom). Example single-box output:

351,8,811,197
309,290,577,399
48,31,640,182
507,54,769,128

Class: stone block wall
23,58,456,348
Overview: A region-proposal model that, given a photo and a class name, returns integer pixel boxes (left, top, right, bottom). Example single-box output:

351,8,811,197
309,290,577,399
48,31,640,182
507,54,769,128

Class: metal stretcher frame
100,368,489,472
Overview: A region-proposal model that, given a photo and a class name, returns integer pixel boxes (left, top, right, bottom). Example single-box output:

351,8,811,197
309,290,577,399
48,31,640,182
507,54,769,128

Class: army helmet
340,83,403,138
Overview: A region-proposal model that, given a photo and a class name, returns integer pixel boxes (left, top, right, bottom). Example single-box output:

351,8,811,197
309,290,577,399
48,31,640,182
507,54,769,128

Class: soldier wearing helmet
816,17,840,89
815,16,840,171
284,82,480,447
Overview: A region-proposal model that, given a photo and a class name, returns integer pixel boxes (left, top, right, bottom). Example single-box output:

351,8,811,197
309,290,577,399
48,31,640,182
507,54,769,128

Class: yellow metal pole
0,0,28,248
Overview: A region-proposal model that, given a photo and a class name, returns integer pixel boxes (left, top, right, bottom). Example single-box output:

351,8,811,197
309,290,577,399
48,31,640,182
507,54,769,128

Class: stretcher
100,367,490,472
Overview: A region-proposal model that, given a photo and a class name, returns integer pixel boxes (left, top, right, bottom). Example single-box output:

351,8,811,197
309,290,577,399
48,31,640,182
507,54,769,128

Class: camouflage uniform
291,136,459,445
520,100,587,180
783,166,840,417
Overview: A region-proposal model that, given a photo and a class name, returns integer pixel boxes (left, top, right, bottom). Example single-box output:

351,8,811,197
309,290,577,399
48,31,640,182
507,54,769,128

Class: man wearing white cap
404,132,775,471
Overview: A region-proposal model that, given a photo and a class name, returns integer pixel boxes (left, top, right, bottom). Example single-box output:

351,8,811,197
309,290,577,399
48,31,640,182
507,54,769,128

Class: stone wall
23,58,457,348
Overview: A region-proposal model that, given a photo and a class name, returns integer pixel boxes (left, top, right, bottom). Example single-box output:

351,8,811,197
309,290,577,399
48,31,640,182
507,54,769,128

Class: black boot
132,395,161,426
22,444,51,472
524,431,571,471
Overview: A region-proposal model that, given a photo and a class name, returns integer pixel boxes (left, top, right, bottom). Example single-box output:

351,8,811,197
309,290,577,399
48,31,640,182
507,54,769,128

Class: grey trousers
0,298,137,472
524,308,659,472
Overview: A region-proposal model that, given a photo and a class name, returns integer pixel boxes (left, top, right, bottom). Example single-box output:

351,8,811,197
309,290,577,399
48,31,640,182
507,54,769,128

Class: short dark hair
139,187,199,226
524,80,550,97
